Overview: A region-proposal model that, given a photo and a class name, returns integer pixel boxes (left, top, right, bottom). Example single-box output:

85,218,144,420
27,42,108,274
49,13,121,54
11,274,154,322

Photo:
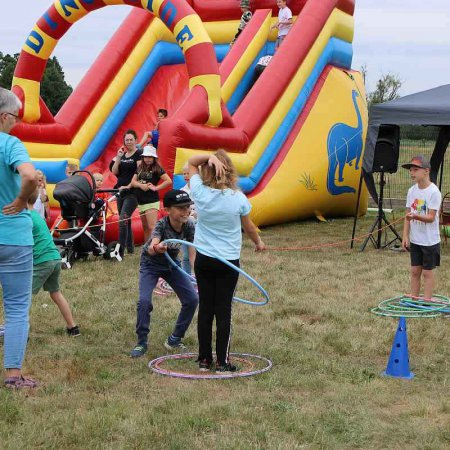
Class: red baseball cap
401,155,431,169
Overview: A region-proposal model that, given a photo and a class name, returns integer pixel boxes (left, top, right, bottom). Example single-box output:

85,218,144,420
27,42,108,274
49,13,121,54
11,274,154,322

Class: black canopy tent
351,84,450,249
364,84,450,200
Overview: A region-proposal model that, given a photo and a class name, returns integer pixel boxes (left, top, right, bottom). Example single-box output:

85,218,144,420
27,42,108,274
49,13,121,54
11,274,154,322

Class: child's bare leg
140,212,151,243
410,266,422,297
49,291,76,328
422,269,435,300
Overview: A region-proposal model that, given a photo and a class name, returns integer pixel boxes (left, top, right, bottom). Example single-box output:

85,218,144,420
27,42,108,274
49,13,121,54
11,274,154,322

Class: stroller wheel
104,241,122,262
61,248,75,269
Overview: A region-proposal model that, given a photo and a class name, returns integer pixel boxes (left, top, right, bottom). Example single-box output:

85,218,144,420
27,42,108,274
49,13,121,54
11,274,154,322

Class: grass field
0,214,449,449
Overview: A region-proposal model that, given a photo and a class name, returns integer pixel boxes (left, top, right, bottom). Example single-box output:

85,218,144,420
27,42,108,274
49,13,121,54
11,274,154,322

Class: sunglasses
4,112,20,121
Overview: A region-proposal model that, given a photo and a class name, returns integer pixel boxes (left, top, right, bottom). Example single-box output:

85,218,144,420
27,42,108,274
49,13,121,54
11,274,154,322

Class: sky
1,1,449,96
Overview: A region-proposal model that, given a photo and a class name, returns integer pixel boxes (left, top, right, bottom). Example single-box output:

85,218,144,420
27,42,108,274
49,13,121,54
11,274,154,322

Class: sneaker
4,376,39,390
198,359,212,372
66,326,80,337
130,344,147,358
215,363,238,374
164,337,187,351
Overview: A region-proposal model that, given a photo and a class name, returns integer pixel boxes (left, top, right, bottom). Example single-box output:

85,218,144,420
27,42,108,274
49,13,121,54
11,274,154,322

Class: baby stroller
52,170,122,269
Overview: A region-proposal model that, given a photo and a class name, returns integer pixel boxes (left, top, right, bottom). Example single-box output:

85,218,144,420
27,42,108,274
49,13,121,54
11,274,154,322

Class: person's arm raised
188,154,225,178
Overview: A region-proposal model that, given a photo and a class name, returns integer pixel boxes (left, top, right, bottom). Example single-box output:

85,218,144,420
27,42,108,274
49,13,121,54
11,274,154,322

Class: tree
0,53,72,115
367,73,402,107
40,57,73,115
0,52,18,89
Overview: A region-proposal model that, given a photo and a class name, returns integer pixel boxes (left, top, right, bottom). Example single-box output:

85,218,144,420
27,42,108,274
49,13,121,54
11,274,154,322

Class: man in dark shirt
130,190,198,357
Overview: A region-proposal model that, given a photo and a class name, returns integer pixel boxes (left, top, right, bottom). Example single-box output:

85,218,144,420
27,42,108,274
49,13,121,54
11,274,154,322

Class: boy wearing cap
130,189,198,358
402,155,442,300
230,0,253,46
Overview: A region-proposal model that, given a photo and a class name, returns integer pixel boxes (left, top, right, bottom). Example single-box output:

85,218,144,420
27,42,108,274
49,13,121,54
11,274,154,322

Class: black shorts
410,242,440,270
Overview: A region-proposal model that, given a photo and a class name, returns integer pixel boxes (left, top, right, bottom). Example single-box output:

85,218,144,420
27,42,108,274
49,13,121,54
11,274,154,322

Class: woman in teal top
188,150,265,373
0,87,38,389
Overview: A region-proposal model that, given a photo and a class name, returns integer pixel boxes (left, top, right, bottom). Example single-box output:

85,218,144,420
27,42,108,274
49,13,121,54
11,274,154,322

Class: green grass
0,215,449,449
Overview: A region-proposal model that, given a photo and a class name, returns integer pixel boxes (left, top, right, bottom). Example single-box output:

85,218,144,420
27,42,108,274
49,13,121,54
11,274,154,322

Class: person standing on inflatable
271,0,293,51
188,150,265,373
230,0,253,46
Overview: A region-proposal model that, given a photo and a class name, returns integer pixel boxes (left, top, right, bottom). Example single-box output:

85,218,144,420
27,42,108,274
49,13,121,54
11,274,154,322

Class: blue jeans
0,245,33,369
136,256,198,345
182,244,191,274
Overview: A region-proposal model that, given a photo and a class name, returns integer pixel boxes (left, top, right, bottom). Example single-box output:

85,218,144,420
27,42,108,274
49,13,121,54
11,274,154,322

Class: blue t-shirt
0,132,33,246
190,174,251,260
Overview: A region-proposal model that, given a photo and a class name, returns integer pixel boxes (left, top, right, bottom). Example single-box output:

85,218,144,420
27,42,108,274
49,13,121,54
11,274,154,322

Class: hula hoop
371,294,450,318
148,352,272,379
370,307,442,318
403,294,450,305
401,301,450,313
163,239,270,306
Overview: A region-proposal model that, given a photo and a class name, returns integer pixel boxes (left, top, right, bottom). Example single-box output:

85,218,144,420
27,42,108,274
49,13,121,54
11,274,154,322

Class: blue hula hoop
162,239,269,306
401,301,450,314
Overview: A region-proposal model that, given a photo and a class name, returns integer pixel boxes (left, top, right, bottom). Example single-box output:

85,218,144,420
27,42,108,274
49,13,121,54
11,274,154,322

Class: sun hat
142,145,158,158
401,155,431,170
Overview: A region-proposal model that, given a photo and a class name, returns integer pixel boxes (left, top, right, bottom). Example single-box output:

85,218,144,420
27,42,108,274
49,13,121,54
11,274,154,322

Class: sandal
4,376,39,390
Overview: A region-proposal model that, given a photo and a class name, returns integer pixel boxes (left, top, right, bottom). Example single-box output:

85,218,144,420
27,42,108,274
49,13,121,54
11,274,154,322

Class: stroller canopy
54,175,94,218
54,175,94,204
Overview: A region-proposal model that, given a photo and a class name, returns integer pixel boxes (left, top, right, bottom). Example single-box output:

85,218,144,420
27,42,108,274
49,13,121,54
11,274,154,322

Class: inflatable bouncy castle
11,0,368,241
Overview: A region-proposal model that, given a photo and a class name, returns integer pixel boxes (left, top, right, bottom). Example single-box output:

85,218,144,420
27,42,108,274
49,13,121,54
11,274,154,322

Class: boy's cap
240,0,250,8
163,189,194,207
401,155,431,170
142,145,158,158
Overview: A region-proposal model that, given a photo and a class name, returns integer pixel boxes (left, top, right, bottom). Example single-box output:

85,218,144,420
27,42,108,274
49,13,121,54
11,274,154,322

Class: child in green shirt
28,189,80,336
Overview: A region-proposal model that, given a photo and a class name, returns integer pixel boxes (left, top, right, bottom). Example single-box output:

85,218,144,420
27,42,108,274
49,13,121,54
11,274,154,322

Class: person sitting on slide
139,108,168,149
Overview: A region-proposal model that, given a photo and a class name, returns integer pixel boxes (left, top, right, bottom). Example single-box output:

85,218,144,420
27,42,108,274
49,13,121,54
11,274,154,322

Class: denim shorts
32,259,61,294
410,242,440,270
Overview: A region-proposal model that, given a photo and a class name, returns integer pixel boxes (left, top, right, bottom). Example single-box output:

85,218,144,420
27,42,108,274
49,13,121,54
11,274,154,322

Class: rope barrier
53,203,406,253
265,216,405,251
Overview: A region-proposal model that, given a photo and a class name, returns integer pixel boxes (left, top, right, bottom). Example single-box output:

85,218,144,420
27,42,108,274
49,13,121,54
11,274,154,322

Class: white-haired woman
0,88,38,389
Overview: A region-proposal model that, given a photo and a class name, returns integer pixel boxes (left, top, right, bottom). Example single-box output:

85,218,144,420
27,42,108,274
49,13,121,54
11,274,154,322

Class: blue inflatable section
32,160,68,184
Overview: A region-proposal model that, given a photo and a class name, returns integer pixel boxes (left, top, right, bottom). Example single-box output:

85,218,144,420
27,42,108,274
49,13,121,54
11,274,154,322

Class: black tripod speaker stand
360,171,402,251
